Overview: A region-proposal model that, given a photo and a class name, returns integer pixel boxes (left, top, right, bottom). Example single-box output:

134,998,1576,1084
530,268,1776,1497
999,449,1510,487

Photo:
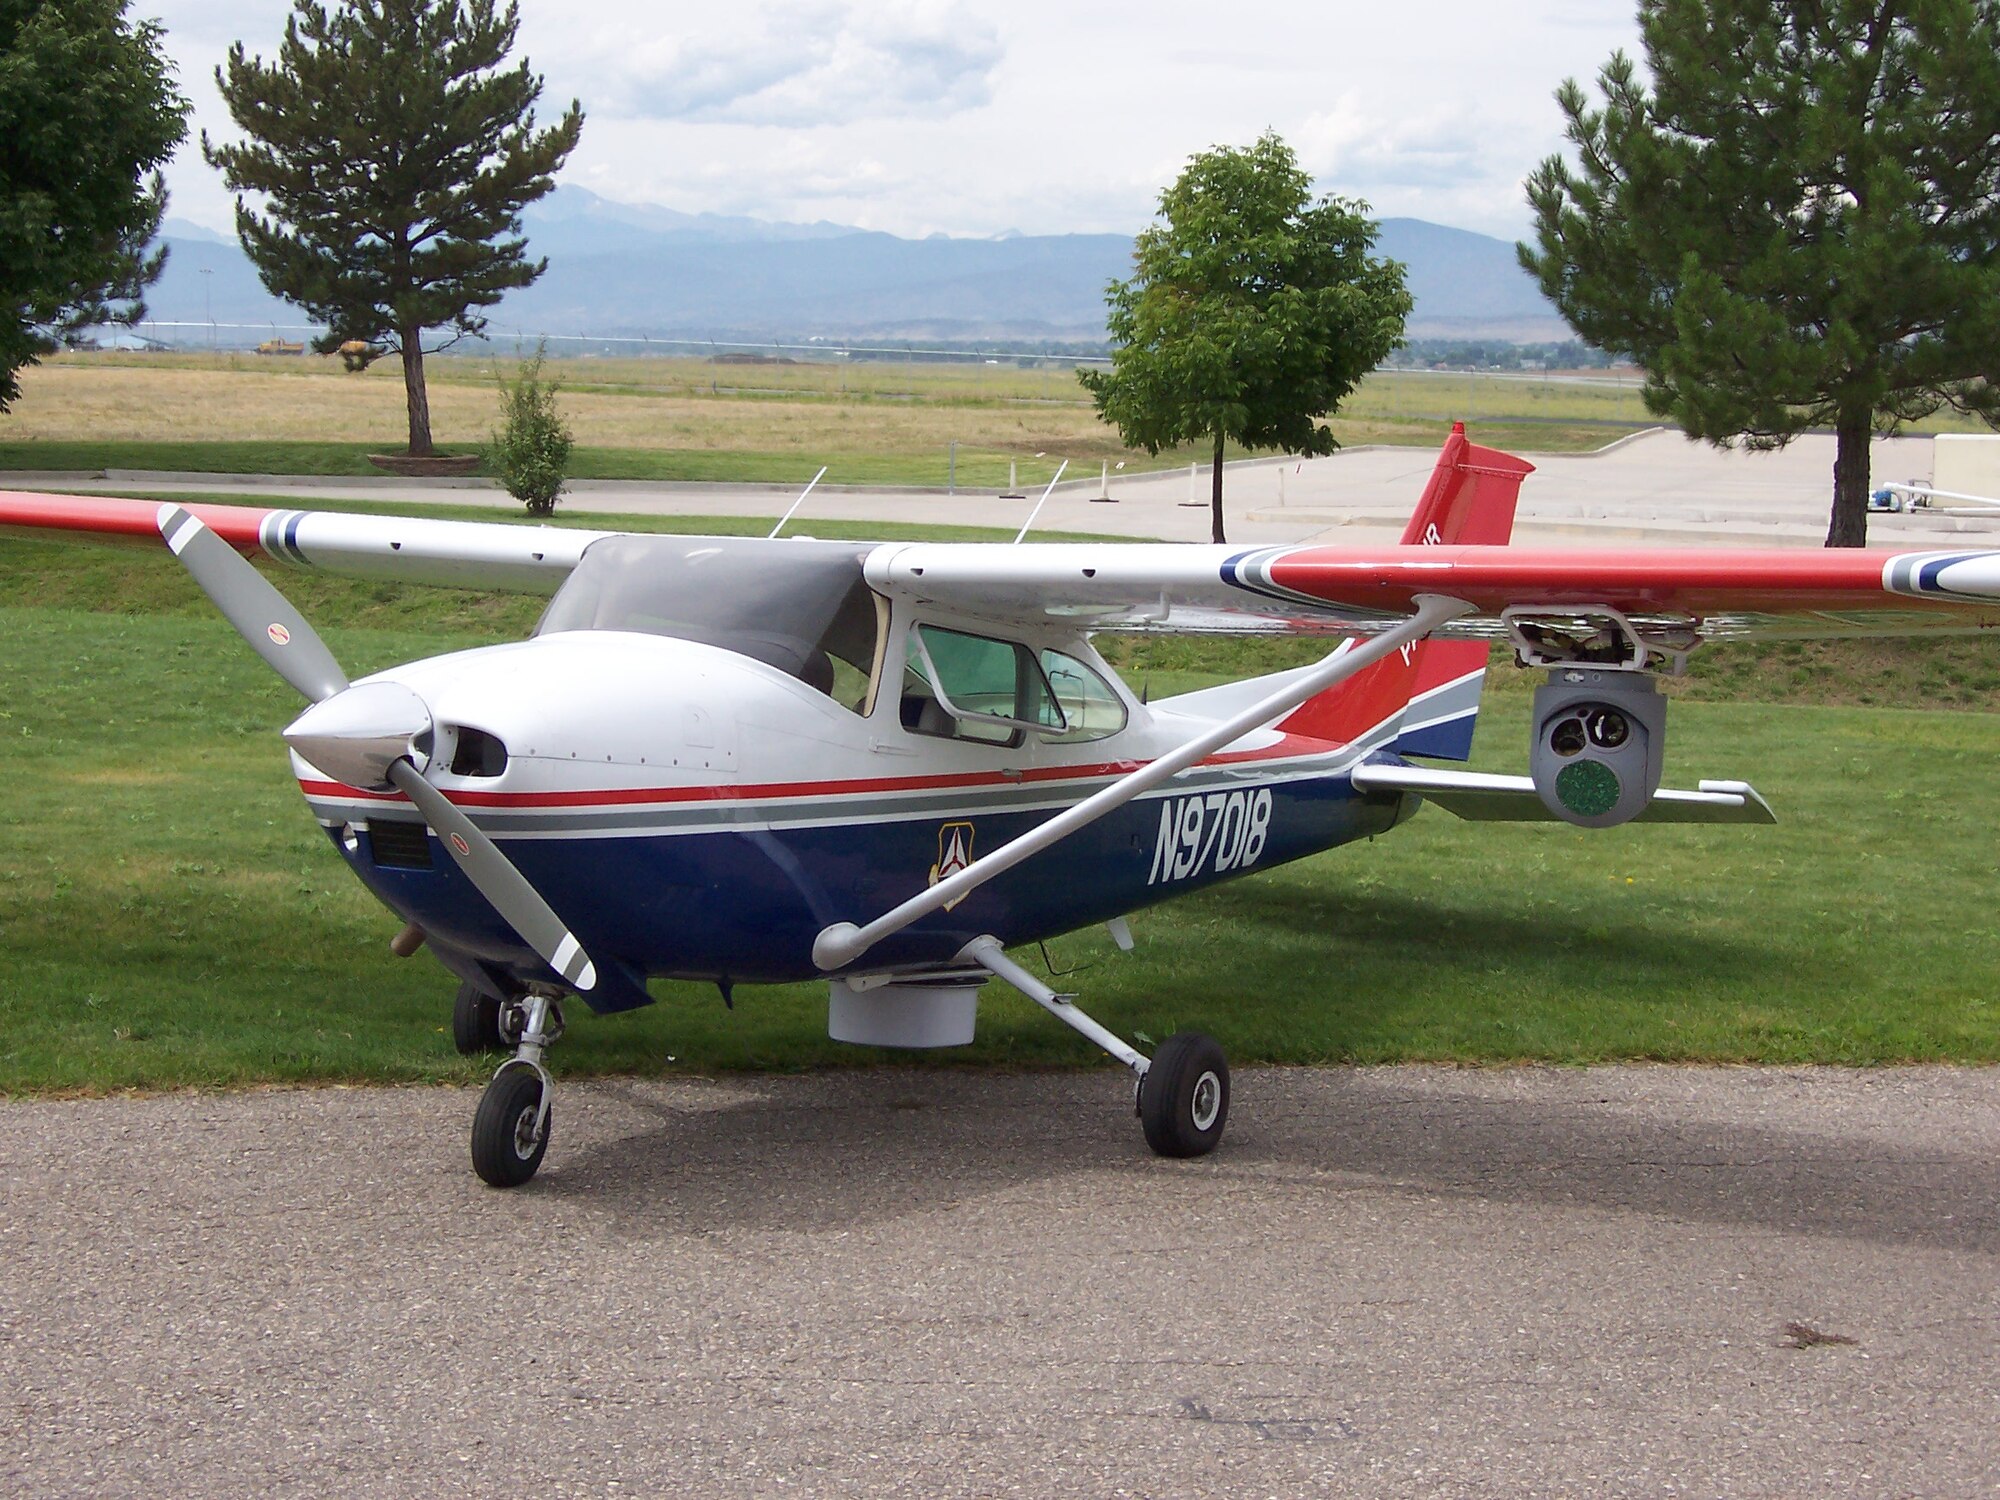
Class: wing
0,491,612,594
13,486,2000,643
864,540,2000,641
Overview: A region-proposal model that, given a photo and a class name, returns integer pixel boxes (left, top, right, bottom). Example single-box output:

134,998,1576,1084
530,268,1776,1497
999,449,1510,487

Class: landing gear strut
959,935,1229,1158
470,990,564,1188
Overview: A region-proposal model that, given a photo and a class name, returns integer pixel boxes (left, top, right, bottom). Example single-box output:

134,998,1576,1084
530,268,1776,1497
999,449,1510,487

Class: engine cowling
1529,669,1667,827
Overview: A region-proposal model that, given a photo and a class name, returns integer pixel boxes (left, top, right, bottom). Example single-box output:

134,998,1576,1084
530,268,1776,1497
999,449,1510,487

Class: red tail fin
1278,424,1532,756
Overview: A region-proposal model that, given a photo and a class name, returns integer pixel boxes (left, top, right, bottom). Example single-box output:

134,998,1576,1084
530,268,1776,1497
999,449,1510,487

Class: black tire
471,1067,550,1187
1138,1031,1229,1158
451,980,504,1056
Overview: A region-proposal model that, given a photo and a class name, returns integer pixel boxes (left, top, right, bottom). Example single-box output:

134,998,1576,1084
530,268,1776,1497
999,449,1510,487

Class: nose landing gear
470,990,564,1188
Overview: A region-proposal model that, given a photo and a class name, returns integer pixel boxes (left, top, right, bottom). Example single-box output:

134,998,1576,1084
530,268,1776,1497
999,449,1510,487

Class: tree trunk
401,333,433,457
1210,430,1227,545
1825,406,1871,547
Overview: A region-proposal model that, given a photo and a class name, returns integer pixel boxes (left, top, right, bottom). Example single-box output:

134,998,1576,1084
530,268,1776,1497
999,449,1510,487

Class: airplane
6,422,2000,1188
1876,481,2000,514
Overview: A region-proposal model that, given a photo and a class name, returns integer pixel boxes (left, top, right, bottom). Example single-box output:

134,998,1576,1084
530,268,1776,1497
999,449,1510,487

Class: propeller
385,761,597,992
157,504,348,703
156,504,599,994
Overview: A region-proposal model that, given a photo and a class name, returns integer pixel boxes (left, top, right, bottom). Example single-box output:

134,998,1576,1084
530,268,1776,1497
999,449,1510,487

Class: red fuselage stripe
297,733,1344,808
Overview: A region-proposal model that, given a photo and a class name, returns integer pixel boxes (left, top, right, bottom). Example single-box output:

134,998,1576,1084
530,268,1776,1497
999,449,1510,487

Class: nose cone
284,680,434,790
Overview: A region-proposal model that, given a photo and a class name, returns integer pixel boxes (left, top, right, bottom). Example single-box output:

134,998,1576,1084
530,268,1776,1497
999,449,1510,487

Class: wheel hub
511,1102,543,1160
1190,1070,1221,1132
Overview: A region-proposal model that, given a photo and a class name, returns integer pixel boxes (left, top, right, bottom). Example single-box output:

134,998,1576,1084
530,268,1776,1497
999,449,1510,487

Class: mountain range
137,185,1568,348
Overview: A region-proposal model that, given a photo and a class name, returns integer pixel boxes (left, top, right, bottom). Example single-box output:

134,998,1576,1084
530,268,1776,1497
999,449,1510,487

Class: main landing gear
470,990,564,1188
959,936,1230,1159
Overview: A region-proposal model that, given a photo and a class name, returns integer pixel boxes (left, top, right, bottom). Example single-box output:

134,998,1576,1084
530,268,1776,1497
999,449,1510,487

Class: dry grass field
5,351,1988,484
4,353,1132,460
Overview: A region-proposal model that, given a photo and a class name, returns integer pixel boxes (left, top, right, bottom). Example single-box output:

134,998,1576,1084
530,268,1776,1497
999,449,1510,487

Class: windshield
537,536,883,713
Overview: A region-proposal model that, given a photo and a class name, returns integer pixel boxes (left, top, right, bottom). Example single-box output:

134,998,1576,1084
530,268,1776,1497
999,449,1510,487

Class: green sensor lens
1555,759,1621,817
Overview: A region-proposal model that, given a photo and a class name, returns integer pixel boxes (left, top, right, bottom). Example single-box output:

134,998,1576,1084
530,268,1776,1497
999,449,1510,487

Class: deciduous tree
206,0,581,457
0,0,186,409
1521,0,2000,546
1081,133,1410,544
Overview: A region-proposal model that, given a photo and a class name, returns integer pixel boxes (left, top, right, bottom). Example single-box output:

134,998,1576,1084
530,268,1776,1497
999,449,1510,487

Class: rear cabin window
1039,648,1127,742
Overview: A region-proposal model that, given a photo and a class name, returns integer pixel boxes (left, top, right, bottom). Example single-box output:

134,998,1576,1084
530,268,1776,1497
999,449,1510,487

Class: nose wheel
471,1066,549,1186
470,991,563,1188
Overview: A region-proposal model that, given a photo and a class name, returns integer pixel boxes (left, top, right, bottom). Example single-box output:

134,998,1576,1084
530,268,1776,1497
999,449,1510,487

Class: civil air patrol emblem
929,821,975,909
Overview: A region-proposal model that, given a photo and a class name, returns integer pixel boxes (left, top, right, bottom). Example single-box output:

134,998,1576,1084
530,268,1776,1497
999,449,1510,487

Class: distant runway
4,1066,1996,1497
11,428,1999,547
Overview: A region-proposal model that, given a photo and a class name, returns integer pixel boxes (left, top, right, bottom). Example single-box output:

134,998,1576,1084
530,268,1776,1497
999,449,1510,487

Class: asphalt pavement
5,1065,1996,1497
11,427,2000,547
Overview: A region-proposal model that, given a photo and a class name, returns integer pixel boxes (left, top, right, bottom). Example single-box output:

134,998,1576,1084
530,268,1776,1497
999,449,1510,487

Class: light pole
199,267,213,351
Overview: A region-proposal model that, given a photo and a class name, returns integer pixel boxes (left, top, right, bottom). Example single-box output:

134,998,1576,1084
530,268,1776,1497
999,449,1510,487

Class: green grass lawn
4,572,1997,1092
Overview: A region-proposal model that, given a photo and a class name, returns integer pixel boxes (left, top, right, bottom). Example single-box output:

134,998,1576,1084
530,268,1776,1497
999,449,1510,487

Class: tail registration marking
1147,788,1272,886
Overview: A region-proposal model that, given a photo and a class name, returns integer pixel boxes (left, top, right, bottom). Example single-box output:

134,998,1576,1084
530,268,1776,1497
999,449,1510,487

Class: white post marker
812,593,1474,971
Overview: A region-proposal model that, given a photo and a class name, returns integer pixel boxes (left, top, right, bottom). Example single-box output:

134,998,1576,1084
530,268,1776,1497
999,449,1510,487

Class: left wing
1351,765,1776,824
865,541,2000,642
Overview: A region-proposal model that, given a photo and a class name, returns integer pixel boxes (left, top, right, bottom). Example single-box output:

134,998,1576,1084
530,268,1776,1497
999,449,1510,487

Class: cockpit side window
900,623,1065,745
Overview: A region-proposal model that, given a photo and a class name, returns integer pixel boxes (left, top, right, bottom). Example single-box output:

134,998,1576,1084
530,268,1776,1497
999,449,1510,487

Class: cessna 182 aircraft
7,425,2000,1187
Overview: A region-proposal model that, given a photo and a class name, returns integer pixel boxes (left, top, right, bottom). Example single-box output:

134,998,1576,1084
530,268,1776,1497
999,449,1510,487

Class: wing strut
811,592,1473,971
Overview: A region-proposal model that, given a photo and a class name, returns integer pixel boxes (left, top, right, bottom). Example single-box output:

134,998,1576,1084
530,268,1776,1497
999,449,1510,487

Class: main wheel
451,980,505,1056
1138,1031,1229,1158
471,1067,550,1187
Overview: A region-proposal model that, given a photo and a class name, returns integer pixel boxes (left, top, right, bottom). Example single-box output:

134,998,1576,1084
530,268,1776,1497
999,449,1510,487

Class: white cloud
540,1,1003,125
148,0,1644,242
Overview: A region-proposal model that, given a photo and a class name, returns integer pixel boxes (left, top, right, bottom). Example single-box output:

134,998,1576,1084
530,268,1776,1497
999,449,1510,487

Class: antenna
1012,459,1069,544
768,465,829,539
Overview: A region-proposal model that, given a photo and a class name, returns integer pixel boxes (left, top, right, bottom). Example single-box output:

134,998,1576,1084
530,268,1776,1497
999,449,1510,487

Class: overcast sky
148,0,1644,242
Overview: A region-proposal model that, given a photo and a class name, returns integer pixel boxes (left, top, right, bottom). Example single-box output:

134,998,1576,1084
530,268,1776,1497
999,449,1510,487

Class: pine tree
1521,0,2000,546
0,0,187,409
1080,133,1410,544
206,0,582,456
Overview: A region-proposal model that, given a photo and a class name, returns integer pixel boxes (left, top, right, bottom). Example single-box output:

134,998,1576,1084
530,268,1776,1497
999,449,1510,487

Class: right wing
0,491,613,594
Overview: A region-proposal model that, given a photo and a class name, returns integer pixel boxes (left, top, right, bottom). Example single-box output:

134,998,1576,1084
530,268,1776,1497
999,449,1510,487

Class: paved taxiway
12,427,2000,547
5,1065,1996,1496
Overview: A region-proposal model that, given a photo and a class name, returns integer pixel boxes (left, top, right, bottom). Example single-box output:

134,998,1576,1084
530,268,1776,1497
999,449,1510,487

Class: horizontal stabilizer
1350,764,1776,824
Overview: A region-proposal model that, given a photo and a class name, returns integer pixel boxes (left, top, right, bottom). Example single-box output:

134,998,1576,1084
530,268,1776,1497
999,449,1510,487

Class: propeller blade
384,759,598,994
156,504,349,703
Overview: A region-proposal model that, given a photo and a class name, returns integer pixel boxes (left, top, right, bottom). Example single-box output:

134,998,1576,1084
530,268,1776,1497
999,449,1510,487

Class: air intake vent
449,726,508,778
368,819,433,869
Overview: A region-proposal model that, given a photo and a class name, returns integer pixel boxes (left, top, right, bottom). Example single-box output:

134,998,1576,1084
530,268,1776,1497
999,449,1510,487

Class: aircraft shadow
546,1068,1996,1260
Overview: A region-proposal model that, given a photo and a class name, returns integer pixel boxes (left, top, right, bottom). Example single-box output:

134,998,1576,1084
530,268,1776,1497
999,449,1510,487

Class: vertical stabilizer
1277,424,1532,757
